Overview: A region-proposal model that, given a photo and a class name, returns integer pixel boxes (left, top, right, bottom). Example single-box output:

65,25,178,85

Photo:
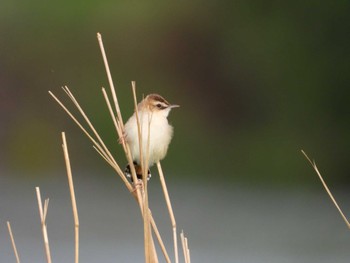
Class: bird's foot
124,162,151,182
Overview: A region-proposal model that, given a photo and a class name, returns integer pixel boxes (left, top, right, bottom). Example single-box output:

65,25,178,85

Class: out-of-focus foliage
1,1,350,185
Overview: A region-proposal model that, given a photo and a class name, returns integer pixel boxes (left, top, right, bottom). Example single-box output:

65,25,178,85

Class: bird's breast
125,112,174,165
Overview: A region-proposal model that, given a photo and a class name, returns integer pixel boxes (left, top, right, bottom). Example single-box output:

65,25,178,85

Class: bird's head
139,94,179,117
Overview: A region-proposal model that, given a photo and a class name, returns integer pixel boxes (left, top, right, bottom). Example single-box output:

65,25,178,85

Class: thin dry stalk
125,83,144,202
98,34,160,262
6,221,20,263
131,82,158,263
96,33,140,197
62,132,80,263
97,32,124,127
101,88,125,151
97,33,142,203
49,89,133,193
301,150,350,229
143,123,153,263
97,33,139,195
150,212,171,263
145,117,159,263
35,187,52,263
102,86,143,204
61,86,119,172
180,231,191,263
157,162,178,263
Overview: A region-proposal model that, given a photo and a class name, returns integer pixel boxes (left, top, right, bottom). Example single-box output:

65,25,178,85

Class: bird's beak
169,104,180,109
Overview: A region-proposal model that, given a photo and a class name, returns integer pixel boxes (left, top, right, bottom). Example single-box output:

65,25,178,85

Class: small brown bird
124,94,179,180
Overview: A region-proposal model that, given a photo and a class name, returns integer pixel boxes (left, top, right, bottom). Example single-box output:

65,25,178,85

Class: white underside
124,110,173,165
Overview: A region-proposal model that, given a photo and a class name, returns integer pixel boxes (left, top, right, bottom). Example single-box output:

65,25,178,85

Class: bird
123,94,179,181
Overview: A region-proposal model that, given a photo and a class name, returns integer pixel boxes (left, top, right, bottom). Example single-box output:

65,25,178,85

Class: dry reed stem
185,239,190,263
131,82,157,263
127,83,145,206
49,89,133,193
102,86,142,199
180,231,191,263
96,33,140,199
101,88,125,152
97,33,124,127
143,121,154,263
180,232,186,262
6,221,20,263
146,116,158,263
149,211,171,263
49,90,106,157
35,187,52,263
62,132,80,263
96,33,143,205
301,150,350,229
61,86,118,171
157,162,178,263
97,33,140,198
98,35,158,261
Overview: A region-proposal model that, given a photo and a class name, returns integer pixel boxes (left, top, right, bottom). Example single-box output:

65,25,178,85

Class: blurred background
1,1,350,262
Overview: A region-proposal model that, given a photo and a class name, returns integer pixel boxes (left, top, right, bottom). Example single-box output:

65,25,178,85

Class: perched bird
124,94,179,180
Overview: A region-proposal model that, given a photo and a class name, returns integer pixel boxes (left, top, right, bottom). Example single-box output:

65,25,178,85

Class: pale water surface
1,172,349,262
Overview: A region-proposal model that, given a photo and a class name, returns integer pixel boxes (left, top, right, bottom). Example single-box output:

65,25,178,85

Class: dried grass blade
101,88,125,149
53,88,118,168
301,150,350,229
35,187,52,263
149,213,171,263
97,33,124,127
61,86,117,165
49,91,106,158
130,82,155,262
62,132,80,263
157,162,178,263
103,86,140,192
102,83,142,197
180,231,191,263
7,221,21,263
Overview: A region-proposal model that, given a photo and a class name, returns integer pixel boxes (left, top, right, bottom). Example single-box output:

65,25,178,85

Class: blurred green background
2,1,350,262
1,1,350,185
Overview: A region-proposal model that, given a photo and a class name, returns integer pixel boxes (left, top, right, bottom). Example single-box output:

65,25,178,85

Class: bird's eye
156,103,162,108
